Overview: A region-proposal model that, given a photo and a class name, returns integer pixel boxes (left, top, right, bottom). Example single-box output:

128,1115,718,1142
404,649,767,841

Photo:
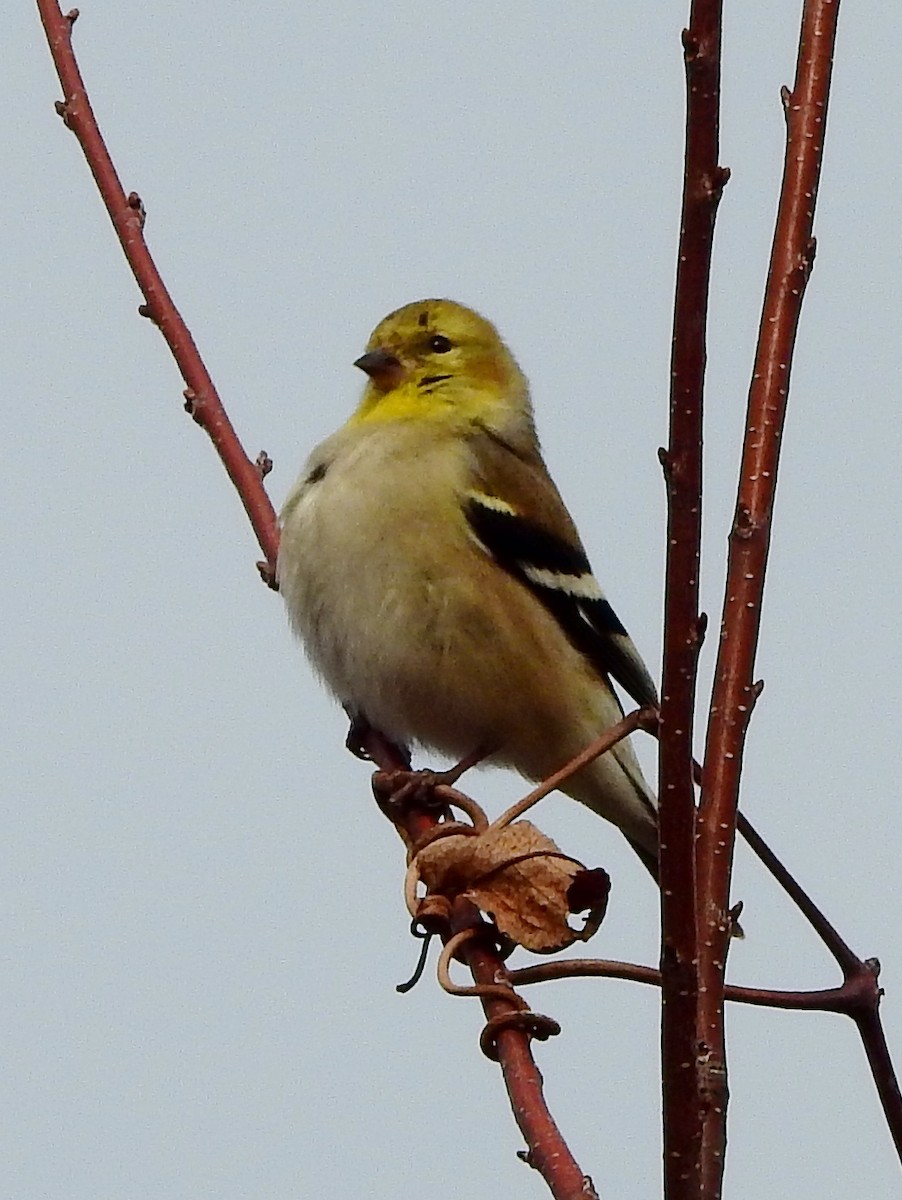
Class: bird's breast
277,425,478,744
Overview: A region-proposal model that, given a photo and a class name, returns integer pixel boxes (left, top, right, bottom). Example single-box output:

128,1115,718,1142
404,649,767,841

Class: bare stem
367,734,597,1198
737,812,902,1159
856,1005,902,1163
660,3,726,1195
693,4,842,1195
489,708,653,831
450,910,599,1200
35,0,280,577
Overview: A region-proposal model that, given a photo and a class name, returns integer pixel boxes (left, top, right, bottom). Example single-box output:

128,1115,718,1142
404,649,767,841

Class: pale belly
277,426,603,768
277,424,658,850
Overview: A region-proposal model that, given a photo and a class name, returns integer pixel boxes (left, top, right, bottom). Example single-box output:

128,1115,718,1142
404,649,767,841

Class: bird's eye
428,335,453,354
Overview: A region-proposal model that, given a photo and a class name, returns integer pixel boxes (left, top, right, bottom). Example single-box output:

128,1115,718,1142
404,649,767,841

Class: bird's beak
354,347,407,392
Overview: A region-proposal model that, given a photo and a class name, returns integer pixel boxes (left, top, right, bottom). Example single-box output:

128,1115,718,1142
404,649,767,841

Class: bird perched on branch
278,299,661,875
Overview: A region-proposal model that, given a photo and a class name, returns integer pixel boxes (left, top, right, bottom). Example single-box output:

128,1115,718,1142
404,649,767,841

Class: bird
277,299,661,877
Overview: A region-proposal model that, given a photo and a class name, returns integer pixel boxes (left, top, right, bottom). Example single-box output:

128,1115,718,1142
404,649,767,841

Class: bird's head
350,299,533,442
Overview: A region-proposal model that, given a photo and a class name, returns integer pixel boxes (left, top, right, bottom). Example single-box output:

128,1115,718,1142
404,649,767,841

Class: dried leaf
415,821,609,953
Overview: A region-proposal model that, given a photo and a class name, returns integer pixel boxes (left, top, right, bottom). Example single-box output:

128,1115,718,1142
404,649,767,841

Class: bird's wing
465,426,659,710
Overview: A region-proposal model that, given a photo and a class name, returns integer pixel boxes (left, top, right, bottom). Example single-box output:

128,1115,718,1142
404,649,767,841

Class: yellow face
352,299,526,424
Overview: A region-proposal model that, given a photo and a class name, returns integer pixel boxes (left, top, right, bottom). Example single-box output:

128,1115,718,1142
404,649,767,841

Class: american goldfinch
278,300,660,875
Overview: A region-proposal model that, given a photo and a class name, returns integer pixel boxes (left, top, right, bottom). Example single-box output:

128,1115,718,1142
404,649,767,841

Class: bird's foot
426,745,491,788
373,748,488,815
375,768,454,812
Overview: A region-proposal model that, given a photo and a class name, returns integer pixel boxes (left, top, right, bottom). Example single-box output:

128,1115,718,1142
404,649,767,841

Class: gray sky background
5,3,901,1197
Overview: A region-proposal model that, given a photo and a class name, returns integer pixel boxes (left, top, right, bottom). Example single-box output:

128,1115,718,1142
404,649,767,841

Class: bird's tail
625,834,659,882
562,730,659,857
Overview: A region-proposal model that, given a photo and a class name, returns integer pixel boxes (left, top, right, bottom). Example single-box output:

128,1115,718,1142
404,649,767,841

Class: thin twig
35,1,280,577
507,959,866,1014
737,812,858,972
857,1005,902,1162
488,708,653,831
694,3,842,1194
737,812,902,1158
659,3,727,1195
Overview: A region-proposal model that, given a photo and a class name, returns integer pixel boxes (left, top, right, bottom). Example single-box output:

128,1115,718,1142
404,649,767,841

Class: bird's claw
345,714,375,761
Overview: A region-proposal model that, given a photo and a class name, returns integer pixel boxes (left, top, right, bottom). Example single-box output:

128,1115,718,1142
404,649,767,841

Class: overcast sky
5,3,902,1197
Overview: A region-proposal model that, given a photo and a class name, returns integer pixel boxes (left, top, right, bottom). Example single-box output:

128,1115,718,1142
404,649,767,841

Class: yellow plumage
278,299,660,872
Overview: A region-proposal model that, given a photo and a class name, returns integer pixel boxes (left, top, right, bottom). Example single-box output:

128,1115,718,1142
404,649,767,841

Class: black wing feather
464,495,659,709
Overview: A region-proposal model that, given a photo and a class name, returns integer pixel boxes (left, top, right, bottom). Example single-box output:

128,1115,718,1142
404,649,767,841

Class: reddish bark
658,3,726,1195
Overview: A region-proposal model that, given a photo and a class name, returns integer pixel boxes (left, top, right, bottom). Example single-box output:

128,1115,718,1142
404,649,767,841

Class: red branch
363,730,598,1200
36,2,280,578
462,921,598,1200
695,3,842,1195
658,3,726,1196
